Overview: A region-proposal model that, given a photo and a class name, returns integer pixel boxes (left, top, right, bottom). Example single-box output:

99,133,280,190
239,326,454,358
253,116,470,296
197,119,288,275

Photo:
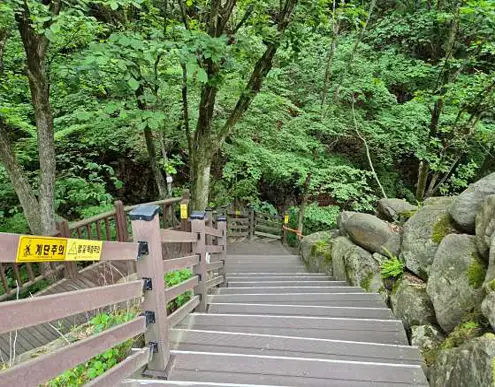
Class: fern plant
380,257,405,279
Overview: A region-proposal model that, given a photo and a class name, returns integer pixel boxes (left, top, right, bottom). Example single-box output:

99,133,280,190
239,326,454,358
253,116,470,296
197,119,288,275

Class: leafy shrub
165,269,193,313
47,310,137,386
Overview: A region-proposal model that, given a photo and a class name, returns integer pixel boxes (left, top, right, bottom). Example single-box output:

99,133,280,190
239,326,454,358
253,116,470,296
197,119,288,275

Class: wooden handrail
206,245,223,254
85,347,150,387
0,234,140,263
206,261,223,272
0,316,146,386
161,229,197,243
204,226,222,238
205,275,224,289
168,295,200,328
0,280,143,335
163,255,199,273
70,209,117,229
125,196,182,213
165,276,199,302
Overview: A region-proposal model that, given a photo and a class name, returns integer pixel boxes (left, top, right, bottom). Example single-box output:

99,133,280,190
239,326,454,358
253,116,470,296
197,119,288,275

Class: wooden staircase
125,242,428,386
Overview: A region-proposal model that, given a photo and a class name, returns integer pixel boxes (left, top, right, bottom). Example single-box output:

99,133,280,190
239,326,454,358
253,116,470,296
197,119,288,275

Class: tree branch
351,98,387,199
215,0,298,149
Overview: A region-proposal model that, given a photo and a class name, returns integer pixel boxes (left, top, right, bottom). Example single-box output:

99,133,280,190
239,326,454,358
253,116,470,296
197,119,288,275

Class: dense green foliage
1,0,494,233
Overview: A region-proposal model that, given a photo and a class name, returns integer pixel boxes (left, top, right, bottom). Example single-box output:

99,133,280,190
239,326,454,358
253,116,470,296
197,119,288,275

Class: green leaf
127,78,140,91
197,68,208,83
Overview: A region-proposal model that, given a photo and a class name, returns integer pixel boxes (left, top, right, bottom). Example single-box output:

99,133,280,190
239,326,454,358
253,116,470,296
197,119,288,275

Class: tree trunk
416,161,429,201
17,7,59,234
190,144,212,211
297,173,312,235
0,121,42,234
143,127,168,198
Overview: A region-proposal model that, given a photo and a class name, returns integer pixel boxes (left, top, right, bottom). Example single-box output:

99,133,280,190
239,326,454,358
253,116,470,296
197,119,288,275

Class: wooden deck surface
129,239,428,386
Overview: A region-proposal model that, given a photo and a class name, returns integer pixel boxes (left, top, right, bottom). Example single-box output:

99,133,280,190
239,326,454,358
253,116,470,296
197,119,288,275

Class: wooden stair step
170,329,423,365
227,280,348,286
166,351,429,386
208,303,396,319
176,313,408,345
212,286,364,294
207,292,387,308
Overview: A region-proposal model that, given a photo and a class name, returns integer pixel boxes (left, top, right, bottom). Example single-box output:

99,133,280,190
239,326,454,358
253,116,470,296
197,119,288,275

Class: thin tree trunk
297,173,312,234
159,132,173,196
0,121,42,234
416,161,429,201
143,127,168,198
320,0,339,109
351,98,387,198
189,0,299,207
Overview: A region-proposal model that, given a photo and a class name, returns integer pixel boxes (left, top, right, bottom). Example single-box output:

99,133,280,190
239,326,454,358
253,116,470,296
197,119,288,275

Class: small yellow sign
284,215,289,224
180,204,188,219
235,210,241,216
66,239,103,261
17,236,67,263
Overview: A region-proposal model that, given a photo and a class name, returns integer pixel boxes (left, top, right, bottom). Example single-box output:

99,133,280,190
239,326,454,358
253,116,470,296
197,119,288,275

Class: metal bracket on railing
142,277,153,291
149,341,159,354
137,241,149,260
141,311,156,325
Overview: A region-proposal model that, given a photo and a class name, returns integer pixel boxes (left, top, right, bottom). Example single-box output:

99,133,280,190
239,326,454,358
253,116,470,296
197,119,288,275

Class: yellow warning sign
235,210,241,216
66,239,103,261
284,215,289,224
180,204,188,219
17,236,67,263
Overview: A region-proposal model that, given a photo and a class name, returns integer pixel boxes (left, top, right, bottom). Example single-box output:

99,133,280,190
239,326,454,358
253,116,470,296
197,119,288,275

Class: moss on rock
431,215,453,244
360,272,374,292
467,254,487,289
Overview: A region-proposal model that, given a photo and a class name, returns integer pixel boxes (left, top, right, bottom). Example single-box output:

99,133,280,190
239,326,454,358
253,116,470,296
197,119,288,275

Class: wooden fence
0,202,226,385
226,208,290,243
0,191,190,301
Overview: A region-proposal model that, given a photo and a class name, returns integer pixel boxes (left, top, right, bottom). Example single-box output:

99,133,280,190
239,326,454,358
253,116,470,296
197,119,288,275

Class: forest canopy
0,0,494,235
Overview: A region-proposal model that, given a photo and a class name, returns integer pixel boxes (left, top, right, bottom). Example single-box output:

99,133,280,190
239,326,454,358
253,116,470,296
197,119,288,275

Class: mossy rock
430,334,495,387
427,234,486,333
402,198,457,280
390,273,436,329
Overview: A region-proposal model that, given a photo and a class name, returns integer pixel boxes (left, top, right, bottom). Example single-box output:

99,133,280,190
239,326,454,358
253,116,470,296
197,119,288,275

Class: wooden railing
226,207,289,243
0,202,226,384
0,191,190,301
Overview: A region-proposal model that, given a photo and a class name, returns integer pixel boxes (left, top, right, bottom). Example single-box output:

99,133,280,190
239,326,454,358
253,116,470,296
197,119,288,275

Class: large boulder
481,291,495,331
344,243,384,294
401,197,457,279
299,230,338,264
427,234,486,333
449,172,495,233
299,230,339,274
430,334,495,387
484,236,495,289
331,236,385,294
411,324,445,353
376,198,417,223
390,274,436,329
336,211,359,234
331,237,355,281
341,213,400,256
475,194,495,259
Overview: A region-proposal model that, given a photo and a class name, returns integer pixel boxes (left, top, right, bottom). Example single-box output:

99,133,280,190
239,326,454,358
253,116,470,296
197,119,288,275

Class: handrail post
114,200,129,242
191,211,207,313
205,207,213,247
129,205,169,372
282,212,289,245
217,215,227,280
180,189,190,232
57,220,77,279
